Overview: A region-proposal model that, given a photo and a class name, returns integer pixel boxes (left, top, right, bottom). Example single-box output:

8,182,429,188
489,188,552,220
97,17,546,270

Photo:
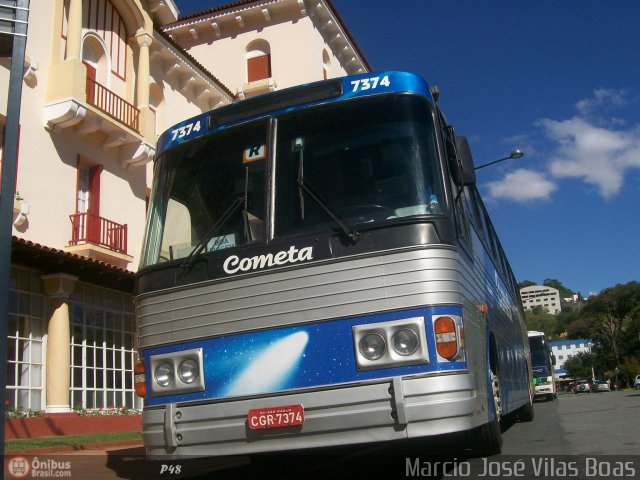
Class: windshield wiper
297,175,359,243
294,141,358,243
180,196,245,271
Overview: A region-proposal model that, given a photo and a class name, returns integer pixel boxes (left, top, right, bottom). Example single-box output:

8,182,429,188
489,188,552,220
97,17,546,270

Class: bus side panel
462,231,530,416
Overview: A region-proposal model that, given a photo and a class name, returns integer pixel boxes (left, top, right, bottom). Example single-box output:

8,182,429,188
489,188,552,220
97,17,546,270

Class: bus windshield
141,94,445,268
529,335,552,376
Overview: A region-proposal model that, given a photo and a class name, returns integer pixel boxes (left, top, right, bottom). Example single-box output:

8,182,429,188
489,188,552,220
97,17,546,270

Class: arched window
82,34,108,104
82,34,109,83
246,40,271,82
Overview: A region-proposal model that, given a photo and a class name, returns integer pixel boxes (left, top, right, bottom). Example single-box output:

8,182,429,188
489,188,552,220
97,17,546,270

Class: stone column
135,32,153,109
66,0,83,60
41,274,78,414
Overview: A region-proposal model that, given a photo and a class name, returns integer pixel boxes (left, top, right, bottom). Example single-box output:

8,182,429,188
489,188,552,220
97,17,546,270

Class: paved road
6,390,639,479
501,389,640,456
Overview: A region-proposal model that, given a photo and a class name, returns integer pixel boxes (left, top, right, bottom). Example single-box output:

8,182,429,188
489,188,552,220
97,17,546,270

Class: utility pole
0,0,30,470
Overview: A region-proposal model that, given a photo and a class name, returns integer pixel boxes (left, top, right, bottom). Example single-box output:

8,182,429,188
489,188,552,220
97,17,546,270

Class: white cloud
485,168,557,202
540,117,640,198
486,89,640,202
575,88,627,116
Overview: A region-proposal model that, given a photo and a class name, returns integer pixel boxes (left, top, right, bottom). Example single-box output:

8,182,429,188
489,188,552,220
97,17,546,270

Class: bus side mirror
552,354,556,366
453,136,477,186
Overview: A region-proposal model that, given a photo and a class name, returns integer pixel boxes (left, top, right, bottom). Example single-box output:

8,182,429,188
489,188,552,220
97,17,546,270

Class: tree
619,356,640,388
581,282,640,369
564,352,596,379
543,278,575,300
518,280,537,289
525,308,562,336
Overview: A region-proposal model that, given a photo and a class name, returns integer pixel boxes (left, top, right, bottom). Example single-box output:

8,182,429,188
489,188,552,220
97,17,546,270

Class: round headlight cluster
154,362,174,387
392,329,419,356
178,359,199,384
359,333,386,360
154,359,200,388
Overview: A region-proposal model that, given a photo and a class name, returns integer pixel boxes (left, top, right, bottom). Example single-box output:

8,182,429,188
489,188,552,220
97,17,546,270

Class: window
6,266,45,412
274,95,444,239
149,119,268,264
246,40,271,82
69,282,140,410
76,161,102,243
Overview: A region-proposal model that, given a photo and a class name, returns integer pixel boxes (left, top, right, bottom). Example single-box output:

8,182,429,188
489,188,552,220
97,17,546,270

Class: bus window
141,120,267,266
274,95,444,238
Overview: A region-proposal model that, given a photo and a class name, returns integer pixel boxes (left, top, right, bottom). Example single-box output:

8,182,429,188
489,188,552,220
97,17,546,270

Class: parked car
573,379,591,393
635,375,640,390
591,380,610,392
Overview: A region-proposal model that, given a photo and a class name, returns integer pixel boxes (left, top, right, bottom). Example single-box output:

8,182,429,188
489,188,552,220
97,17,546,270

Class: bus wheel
546,394,555,402
518,392,535,422
474,369,503,456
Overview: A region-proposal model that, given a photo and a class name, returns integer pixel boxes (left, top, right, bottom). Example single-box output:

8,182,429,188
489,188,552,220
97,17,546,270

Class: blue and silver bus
135,71,533,457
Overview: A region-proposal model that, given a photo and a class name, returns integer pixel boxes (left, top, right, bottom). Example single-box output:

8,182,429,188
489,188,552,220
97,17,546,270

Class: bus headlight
149,348,205,396
359,333,386,360
154,362,174,387
178,358,199,384
392,329,419,356
353,317,428,371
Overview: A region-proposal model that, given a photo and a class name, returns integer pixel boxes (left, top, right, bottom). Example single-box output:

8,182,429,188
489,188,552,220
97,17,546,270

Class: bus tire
474,369,503,456
546,394,555,402
518,394,535,422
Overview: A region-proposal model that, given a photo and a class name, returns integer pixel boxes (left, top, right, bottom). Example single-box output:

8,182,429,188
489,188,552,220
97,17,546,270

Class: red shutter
247,54,271,82
85,62,96,104
86,165,102,244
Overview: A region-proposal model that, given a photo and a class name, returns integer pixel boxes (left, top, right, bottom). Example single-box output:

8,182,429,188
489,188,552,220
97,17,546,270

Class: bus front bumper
142,373,483,457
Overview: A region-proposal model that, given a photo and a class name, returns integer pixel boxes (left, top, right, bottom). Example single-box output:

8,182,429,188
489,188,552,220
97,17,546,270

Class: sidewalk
4,442,249,479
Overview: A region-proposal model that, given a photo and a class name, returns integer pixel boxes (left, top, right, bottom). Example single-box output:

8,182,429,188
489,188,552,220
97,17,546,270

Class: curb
5,439,144,456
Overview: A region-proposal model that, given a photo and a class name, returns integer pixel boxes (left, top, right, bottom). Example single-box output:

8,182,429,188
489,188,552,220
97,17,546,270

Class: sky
173,1,640,296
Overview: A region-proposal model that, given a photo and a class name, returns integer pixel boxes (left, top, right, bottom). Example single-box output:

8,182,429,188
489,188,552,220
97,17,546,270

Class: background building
1,0,369,414
520,285,562,315
549,339,593,377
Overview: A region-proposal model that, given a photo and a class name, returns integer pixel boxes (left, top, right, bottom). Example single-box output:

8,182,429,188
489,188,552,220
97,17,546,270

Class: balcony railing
69,212,127,254
86,76,140,133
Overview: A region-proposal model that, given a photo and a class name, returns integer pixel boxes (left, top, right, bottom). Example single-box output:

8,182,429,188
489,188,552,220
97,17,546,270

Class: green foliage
619,357,640,387
564,352,596,379
5,431,142,452
518,280,537,289
519,279,640,385
543,278,575,299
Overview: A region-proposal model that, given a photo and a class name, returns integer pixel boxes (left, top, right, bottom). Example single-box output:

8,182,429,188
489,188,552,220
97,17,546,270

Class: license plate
247,404,304,430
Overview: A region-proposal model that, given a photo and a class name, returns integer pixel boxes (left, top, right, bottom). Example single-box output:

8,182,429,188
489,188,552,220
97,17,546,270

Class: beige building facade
1,0,369,413
520,285,562,315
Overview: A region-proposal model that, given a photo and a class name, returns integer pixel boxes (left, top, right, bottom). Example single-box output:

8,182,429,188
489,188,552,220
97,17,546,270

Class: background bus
135,71,533,458
527,331,557,401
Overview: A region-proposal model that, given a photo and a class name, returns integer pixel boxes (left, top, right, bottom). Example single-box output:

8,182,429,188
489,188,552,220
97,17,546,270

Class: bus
527,331,557,401
134,71,533,458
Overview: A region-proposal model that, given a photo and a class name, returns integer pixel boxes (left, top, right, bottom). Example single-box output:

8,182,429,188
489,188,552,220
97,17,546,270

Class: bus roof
156,71,433,156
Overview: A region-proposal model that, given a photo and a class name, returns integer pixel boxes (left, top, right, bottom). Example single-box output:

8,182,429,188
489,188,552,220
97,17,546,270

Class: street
161,389,640,479
9,390,639,479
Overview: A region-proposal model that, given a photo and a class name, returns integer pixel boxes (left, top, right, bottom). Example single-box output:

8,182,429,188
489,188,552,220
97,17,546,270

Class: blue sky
173,1,640,296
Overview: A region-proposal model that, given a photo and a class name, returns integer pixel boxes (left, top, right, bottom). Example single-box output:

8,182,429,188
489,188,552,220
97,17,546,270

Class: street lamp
474,149,524,170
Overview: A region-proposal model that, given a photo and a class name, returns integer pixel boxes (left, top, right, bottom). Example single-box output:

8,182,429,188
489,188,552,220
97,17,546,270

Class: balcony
86,77,140,133
65,213,133,268
43,59,155,168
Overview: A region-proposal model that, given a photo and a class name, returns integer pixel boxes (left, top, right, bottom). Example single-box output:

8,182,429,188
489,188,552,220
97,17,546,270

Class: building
549,339,593,377
520,285,562,315
1,0,369,414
